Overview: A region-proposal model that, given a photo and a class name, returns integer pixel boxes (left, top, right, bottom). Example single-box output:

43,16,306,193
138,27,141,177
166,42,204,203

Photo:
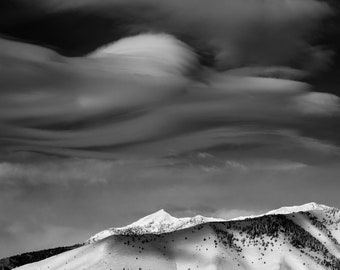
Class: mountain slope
87,209,224,243
14,203,340,270
0,245,81,270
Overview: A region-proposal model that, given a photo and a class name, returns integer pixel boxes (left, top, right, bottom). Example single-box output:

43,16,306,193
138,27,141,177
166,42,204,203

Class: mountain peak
19,202,340,270
149,209,171,217
266,202,331,215
86,209,223,243
87,203,336,243
126,209,178,228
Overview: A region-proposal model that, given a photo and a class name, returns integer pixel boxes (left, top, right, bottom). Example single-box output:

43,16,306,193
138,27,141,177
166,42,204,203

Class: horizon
0,0,340,259
115,201,337,221
2,201,338,258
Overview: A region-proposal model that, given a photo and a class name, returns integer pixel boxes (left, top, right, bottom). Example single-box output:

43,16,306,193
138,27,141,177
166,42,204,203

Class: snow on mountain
266,202,331,215
87,202,335,244
87,209,224,243
228,202,334,222
15,203,340,270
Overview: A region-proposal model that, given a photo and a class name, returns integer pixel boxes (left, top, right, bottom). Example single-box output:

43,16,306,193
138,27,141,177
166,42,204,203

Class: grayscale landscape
0,0,339,269
5,203,340,270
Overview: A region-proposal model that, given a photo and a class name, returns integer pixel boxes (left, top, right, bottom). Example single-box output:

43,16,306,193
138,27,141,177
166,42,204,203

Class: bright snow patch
87,209,224,243
266,202,331,215
87,202,334,243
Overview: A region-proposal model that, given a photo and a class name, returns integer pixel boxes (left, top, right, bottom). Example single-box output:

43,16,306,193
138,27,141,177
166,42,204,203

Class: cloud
0,159,110,186
89,33,198,76
293,92,340,115
225,161,248,171
0,218,93,257
225,159,308,172
212,208,267,220
0,34,339,165
6,0,333,70
224,66,309,81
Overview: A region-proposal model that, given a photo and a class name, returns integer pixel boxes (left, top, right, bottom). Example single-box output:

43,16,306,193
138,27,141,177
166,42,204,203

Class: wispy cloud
0,34,339,159
212,208,267,220
4,0,333,70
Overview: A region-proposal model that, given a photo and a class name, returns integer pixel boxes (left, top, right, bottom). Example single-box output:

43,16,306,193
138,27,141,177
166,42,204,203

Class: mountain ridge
4,202,340,270
86,202,335,243
87,208,225,243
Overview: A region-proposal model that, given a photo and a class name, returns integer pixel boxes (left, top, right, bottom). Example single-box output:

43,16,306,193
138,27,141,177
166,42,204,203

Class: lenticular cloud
89,33,198,76
0,33,339,160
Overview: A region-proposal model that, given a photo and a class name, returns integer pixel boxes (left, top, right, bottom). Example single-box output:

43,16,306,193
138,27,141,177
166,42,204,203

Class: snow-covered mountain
87,202,331,243
87,209,225,243
266,202,331,215
15,202,340,270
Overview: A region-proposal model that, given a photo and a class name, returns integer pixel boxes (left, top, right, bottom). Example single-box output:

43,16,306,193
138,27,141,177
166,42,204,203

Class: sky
0,0,340,258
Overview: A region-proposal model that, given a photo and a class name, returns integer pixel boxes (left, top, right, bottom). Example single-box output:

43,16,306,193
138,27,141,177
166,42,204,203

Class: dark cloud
0,0,334,70
0,34,339,159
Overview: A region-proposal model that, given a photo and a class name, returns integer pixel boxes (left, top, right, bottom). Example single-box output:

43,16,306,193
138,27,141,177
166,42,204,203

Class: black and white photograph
0,0,340,269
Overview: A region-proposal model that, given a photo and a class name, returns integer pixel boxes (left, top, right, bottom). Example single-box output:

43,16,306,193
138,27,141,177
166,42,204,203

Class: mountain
87,209,225,243
266,202,331,215
87,203,331,243
12,203,340,270
0,245,81,270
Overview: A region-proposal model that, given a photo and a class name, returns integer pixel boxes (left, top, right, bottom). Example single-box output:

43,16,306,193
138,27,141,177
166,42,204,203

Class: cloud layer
0,33,339,159
1,0,334,70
